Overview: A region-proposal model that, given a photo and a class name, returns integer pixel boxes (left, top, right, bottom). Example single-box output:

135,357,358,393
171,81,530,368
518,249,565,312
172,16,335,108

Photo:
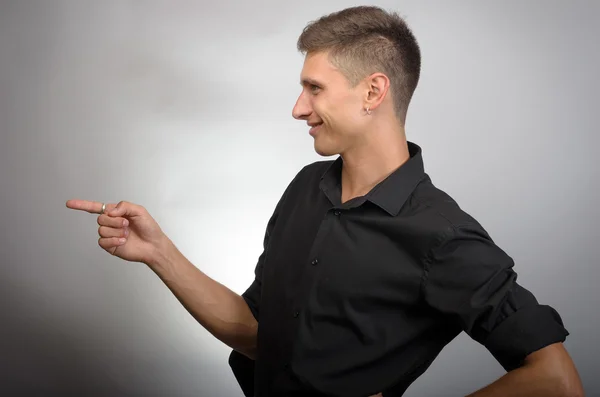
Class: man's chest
259,196,427,321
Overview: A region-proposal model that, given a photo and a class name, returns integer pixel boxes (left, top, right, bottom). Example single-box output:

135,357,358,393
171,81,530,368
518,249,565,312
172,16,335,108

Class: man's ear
364,73,390,111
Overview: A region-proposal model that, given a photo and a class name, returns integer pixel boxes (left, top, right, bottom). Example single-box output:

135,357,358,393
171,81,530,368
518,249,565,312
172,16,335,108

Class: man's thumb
108,201,142,217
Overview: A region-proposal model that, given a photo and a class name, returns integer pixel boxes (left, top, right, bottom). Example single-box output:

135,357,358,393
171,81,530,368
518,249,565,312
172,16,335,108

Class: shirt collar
319,141,425,216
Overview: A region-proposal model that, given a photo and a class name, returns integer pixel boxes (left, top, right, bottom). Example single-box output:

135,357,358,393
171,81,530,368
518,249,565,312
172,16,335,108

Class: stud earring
366,107,372,115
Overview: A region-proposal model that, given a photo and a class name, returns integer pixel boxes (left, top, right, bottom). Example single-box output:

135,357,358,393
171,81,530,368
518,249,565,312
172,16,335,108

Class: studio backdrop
1,1,598,396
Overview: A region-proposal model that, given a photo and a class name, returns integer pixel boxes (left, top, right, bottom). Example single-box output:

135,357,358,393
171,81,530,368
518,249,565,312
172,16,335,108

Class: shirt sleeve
240,164,304,320
423,222,569,371
240,197,281,321
229,196,284,397
229,167,305,396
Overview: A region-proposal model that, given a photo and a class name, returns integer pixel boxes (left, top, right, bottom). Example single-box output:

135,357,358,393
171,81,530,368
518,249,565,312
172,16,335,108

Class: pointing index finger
66,199,114,214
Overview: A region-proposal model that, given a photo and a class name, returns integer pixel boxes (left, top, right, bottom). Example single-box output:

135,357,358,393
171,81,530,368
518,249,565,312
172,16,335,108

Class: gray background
1,1,598,396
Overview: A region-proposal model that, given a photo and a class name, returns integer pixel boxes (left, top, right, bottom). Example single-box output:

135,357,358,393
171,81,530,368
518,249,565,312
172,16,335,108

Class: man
67,6,584,397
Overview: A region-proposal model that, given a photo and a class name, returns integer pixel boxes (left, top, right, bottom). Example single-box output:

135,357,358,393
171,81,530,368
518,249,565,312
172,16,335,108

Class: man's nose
292,92,311,120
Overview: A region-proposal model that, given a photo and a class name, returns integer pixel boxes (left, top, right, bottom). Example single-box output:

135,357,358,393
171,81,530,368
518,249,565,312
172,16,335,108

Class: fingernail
119,238,126,244
123,219,129,227
124,228,129,237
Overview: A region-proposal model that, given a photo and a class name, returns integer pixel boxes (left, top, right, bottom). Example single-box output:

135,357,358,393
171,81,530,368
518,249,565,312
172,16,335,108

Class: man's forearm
466,362,582,397
146,237,258,359
466,343,583,397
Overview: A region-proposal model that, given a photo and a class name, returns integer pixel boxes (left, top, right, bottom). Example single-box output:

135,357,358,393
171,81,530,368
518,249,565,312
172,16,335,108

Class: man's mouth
309,122,323,135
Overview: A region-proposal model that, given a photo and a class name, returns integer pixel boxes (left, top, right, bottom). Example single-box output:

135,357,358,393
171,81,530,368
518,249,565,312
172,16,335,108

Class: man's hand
66,199,167,265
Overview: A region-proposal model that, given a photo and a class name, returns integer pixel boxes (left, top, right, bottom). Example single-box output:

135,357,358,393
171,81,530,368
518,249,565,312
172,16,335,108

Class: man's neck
340,128,410,203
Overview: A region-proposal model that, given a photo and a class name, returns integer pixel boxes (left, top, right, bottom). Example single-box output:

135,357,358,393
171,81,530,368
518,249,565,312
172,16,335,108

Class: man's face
293,51,368,157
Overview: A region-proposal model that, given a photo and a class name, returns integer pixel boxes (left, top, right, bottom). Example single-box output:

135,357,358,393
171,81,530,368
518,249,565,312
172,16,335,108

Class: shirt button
311,259,318,266
293,310,300,318
334,210,341,216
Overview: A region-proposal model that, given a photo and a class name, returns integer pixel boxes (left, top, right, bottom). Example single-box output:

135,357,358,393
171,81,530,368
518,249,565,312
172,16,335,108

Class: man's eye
311,85,321,93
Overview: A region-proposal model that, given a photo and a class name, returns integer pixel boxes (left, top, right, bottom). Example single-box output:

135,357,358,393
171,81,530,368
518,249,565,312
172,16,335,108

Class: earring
366,107,372,115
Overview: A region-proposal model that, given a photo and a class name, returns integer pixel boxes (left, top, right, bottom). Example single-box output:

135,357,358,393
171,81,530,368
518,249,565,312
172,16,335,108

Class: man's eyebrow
300,78,322,87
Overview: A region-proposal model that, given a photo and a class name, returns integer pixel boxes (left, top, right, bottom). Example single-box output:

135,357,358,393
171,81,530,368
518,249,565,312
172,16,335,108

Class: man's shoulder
409,175,485,234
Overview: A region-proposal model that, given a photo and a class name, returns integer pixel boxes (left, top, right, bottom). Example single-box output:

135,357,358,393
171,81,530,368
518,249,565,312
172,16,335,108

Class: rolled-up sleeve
423,222,569,371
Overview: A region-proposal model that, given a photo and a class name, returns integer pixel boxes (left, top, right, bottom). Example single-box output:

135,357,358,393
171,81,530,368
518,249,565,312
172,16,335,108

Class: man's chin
313,141,339,157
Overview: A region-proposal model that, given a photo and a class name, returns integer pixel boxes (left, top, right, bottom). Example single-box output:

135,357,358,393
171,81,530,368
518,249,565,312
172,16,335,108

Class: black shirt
228,141,568,397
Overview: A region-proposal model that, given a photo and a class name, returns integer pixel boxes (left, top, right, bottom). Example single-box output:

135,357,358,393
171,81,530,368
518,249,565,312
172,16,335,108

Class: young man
67,6,584,397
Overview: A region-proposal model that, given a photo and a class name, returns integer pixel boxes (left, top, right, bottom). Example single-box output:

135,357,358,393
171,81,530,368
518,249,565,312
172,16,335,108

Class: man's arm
146,167,301,363
466,342,584,397
66,198,261,360
424,222,583,397
148,237,258,359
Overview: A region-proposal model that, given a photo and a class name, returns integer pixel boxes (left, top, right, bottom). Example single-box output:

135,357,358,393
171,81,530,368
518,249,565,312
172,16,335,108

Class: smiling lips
309,122,323,135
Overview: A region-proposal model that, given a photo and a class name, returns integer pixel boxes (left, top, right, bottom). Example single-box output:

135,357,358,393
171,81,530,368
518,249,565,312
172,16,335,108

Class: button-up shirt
228,141,569,397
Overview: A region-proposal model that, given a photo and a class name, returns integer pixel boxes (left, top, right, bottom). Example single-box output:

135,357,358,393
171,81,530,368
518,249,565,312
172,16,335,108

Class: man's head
292,6,421,157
